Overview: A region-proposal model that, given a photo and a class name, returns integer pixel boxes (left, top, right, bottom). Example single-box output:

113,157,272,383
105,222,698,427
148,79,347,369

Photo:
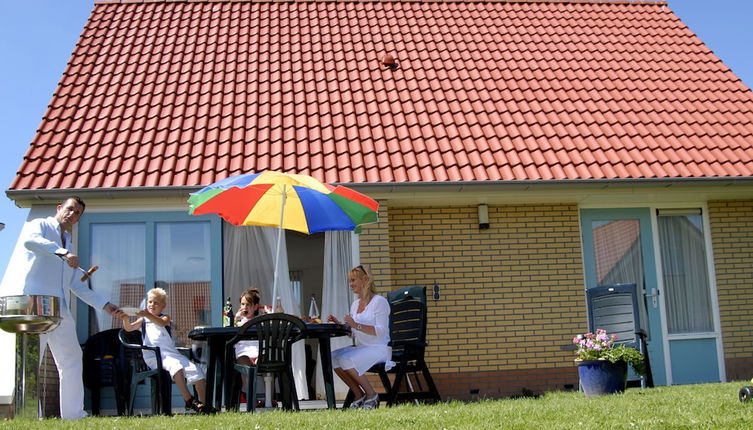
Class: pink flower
573,329,626,361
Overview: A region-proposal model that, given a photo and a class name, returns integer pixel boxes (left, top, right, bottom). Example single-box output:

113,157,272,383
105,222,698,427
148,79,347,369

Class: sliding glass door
77,211,222,345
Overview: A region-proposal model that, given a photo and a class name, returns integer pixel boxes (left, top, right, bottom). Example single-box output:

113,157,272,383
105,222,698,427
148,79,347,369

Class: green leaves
573,329,645,375
603,344,646,376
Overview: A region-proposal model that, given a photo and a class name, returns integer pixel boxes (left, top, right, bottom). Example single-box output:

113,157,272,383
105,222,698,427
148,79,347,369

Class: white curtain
314,230,356,398
657,215,713,334
90,223,145,331
223,223,307,399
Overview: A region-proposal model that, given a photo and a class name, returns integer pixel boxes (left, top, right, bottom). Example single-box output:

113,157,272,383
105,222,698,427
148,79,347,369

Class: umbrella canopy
187,170,379,308
188,171,378,234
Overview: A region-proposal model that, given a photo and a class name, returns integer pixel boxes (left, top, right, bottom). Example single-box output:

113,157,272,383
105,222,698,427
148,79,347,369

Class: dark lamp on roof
380,54,397,70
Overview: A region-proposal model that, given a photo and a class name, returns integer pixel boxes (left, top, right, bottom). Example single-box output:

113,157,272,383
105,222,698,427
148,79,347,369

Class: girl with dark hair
234,287,267,392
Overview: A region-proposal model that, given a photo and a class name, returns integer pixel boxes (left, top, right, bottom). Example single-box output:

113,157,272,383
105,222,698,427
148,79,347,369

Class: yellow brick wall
376,204,586,377
358,201,391,293
708,200,753,378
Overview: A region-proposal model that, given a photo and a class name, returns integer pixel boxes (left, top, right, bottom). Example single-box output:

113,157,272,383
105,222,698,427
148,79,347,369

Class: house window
155,222,213,344
89,222,146,330
79,212,221,346
656,210,714,334
591,219,644,288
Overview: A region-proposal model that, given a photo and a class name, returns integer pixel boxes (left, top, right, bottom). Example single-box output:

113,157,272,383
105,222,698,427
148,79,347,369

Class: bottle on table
308,294,320,320
223,296,234,327
274,296,284,313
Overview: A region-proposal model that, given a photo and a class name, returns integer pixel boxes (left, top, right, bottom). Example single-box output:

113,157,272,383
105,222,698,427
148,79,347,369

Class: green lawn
4,382,753,429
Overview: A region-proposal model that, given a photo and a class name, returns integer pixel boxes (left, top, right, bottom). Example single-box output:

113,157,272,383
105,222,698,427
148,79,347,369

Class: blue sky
1,0,753,278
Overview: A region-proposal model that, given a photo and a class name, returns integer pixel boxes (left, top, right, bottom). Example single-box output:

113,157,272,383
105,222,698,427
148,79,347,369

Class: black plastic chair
225,313,307,412
118,329,172,415
343,285,441,408
82,328,127,415
586,283,654,388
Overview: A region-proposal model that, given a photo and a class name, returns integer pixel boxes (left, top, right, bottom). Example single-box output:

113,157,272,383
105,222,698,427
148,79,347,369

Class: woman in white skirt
329,265,391,410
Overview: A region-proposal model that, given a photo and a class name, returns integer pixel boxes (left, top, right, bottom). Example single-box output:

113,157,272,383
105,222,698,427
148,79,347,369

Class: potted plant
572,329,645,396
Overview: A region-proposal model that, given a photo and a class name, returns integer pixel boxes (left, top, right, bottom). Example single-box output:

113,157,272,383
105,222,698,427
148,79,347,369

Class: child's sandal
348,396,365,409
185,396,205,413
200,403,217,414
361,393,380,410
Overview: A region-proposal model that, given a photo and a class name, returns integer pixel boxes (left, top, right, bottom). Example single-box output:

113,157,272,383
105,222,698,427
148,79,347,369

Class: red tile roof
10,0,753,191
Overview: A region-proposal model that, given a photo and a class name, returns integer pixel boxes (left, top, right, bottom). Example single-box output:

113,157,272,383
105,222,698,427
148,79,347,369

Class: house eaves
9,176,753,209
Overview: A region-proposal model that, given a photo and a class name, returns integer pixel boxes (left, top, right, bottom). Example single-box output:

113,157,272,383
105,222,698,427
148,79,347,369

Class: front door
580,208,667,385
581,208,723,385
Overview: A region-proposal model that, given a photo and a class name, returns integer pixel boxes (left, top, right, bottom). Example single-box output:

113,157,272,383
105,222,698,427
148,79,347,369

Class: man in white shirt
0,196,124,419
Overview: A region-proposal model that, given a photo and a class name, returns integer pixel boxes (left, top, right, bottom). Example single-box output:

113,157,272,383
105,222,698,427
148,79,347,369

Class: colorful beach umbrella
188,170,379,304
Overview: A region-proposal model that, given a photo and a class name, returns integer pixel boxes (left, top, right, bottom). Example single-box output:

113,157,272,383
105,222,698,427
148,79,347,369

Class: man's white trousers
40,310,87,420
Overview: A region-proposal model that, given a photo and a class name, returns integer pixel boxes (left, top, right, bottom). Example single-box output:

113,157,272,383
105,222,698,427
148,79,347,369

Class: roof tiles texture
11,0,753,190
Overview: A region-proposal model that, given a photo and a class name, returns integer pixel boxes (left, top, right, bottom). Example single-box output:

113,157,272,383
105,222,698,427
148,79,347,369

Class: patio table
188,322,349,410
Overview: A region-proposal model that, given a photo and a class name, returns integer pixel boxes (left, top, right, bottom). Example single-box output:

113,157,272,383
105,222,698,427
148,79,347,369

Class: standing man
0,196,124,419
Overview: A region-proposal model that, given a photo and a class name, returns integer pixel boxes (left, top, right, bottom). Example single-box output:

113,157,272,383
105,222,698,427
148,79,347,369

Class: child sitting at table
121,287,214,414
234,287,267,398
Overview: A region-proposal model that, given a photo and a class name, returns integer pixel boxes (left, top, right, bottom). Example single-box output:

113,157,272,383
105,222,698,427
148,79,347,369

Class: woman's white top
331,294,392,375
350,294,391,347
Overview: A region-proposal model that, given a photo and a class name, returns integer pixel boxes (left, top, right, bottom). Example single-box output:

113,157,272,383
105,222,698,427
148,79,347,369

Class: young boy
121,287,213,414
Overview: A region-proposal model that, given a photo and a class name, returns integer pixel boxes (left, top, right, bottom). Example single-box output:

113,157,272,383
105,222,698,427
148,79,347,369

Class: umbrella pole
271,185,286,311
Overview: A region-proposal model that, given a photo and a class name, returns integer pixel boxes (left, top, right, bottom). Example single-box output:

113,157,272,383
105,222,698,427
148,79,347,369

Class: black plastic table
188,323,349,410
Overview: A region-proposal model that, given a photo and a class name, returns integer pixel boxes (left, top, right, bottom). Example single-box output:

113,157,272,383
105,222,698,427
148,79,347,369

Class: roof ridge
94,0,668,6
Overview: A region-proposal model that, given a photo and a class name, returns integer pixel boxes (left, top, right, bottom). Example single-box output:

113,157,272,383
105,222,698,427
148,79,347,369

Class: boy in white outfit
121,287,213,414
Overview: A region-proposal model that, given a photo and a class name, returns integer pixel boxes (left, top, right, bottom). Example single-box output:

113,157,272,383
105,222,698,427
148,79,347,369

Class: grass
4,382,753,429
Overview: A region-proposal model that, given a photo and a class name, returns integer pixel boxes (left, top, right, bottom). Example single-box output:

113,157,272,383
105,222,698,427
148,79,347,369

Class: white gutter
6,177,753,207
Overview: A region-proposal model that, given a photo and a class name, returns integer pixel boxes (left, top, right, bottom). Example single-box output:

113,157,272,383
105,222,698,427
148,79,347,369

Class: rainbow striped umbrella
188,170,379,302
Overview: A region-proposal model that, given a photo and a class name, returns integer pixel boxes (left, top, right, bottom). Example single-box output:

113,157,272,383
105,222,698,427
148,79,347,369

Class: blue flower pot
577,360,627,397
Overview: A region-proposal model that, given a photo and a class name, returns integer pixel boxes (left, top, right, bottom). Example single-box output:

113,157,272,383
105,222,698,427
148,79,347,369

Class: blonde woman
328,265,391,409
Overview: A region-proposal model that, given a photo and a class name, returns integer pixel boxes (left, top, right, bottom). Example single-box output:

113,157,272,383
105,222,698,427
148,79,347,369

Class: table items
188,323,348,411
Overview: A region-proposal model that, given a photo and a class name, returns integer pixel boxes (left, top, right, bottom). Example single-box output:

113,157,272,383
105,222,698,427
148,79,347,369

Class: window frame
76,210,223,341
